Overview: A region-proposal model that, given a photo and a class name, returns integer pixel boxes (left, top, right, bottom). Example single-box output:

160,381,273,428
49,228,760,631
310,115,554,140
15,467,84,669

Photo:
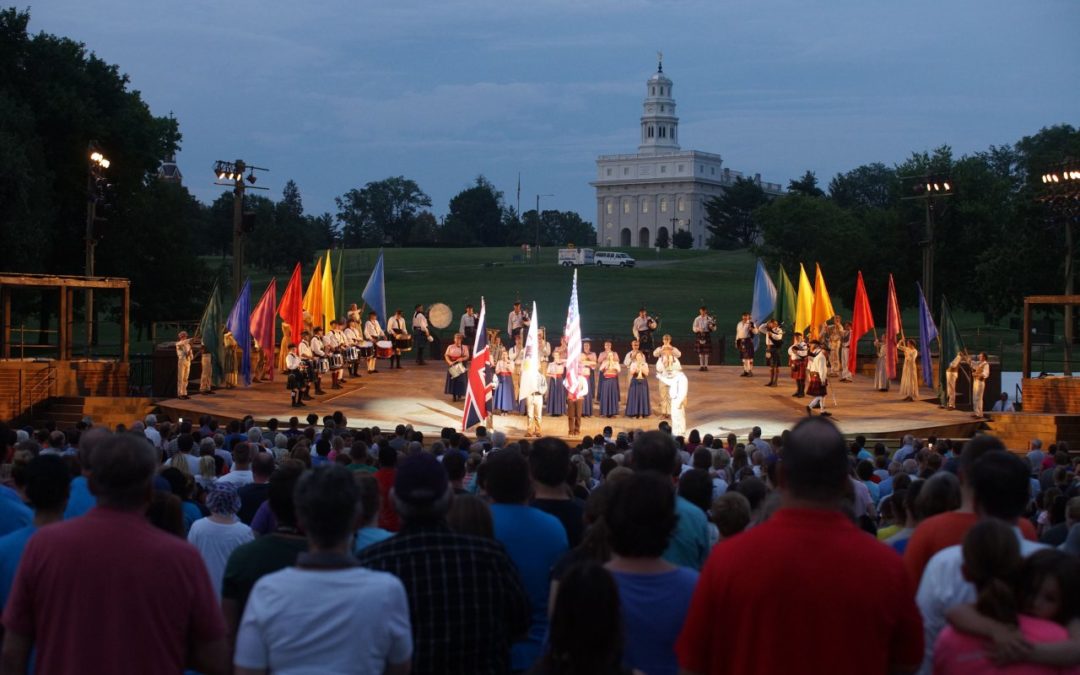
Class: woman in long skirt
491,350,516,413
546,346,567,416
444,333,470,402
597,351,621,418
581,339,597,417
625,352,651,418
873,338,890,392
899,339,919,401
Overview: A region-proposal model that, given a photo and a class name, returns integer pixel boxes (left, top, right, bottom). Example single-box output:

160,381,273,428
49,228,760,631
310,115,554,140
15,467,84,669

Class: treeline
705,126,1080,321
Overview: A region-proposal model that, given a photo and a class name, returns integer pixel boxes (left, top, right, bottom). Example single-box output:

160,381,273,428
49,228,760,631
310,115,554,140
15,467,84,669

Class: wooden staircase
32,396,156,430
0,363,56,424
983,412,1080,452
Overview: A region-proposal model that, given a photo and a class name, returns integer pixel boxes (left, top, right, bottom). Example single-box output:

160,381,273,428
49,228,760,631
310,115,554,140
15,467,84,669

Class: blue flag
917,282,938,384
751,258,777,325
362,250,387,326
226,278,252,386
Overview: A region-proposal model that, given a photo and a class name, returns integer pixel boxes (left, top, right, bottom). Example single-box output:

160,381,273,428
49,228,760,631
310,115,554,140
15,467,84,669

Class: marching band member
175,331,193,400
344,319,363,377
763,318,784,387
323,320,344,389
363,311,386,374
625,351,651,418
653,335,682,418
507,300,530,346
546,337,567,417
443,333,470,403
788,332,808,398
692,306,715,371
347,303,362,326
632,308,657,354
597,344,621,418
736,312,758,377
459,304,478,347
285,346,307,408
971,352,990,419
310,326,327,395
412,304,431,365
805,340,831,417
387,309,408,369
334,320,352,383
581,338,597,417
297,330,314,400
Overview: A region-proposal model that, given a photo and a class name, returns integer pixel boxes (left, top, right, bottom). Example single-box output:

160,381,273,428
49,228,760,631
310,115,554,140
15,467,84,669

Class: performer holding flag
461,299,496,431
518,303,547,438
563,270,589,437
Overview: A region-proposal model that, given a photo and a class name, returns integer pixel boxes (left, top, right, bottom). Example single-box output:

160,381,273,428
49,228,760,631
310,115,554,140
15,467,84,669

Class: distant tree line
704,126,1080,320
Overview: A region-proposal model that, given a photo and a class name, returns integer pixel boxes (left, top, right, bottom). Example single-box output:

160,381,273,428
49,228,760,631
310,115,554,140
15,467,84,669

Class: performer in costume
839,321,853,382
537,328,552,364
297,331,315,400
343,319,363,377
899,338,919,402
763,319,784,387
492,340,516,414
323,320,344,389
507,301,529,346
443,333,470,402
825,315,844,378
546,337,568,416
971,352,990,418
659,369,689,436
653,335,682,417
873,338,890,391
309,327,327,395
508,334,526,414
736,312,758,376
944,350,968,410
692,306,715,371
625,352,651,418
597,346,621,418
806,340,831,417
459,304,478,348
363,311,386,374
412,304,431,365
251,337,266,383
198,339,214,396
387,309,408,370
565,360,588,437
520,350,547,438
580,338,597,417
285,348,307,408
175,331,193,399
788,332,808,398
347,303,362,326
278,321,292,374
632,308,657,355
223,329,239,389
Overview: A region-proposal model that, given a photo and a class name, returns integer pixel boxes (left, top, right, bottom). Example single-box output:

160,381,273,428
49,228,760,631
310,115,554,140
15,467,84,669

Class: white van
594,251,636,267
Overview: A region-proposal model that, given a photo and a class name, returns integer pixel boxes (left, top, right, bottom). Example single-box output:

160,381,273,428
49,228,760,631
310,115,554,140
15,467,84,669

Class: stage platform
157,364,984,443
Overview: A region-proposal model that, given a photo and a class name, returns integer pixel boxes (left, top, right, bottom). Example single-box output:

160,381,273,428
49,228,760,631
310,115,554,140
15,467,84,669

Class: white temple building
592,57,782,249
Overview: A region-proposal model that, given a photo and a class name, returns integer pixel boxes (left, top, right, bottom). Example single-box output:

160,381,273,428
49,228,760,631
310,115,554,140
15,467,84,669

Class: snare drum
393,334,413,353
358,341,374,358
376,340,395,359
330,353,344,370
448,362,467,378
318,358,330,374
345,346,360,362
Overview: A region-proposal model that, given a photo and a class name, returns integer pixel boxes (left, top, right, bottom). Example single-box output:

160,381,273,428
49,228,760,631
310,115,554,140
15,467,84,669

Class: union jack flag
563,270,589,399
462,298,491,431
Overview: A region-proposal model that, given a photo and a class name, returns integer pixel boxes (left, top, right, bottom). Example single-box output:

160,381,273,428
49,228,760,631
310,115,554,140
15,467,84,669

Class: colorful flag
302,255,323,330
810,264,837,341
751,258,777,326
886,274,902,379
249,278,277,383
321,250,336,332
226,278,252,386
462,298,491,431
278,263,304,353
333,248,345,319
938,296,967,406
362,250,387,327
519,302,542,401
917,282,938,384
563,270,588,399
775,265,797,329
848,271,875,377
795,263,814,336
196,280,226,386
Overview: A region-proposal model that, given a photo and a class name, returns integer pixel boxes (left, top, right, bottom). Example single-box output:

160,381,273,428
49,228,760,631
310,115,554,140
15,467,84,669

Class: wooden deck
156,364,984,442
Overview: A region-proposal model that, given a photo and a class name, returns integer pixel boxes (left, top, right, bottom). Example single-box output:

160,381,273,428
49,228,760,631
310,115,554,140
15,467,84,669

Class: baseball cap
394,453,449,505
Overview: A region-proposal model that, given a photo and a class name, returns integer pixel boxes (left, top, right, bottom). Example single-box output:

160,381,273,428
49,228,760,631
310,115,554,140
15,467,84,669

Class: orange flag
848,271,875,376
810,264,836,340
278,262,304,350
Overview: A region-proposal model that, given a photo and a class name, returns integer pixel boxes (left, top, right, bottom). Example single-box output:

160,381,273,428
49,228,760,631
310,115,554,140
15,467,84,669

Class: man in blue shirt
633,431,710,570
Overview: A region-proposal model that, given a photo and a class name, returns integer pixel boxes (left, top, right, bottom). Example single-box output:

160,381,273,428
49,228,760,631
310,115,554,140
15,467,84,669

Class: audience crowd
0,412,1078,674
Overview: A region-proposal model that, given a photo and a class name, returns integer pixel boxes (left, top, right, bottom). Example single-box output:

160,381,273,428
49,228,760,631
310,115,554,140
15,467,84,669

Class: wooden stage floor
158,364,984,442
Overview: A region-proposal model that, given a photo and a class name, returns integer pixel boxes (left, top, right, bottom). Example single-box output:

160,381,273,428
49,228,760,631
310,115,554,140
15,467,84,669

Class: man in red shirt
1,433,228,675
375,445,400,532
676,417,923,675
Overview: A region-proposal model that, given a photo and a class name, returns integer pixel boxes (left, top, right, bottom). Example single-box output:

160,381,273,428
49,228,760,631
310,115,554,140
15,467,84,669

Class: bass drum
376,340,395,359
428,302,453,330
393,334,413,352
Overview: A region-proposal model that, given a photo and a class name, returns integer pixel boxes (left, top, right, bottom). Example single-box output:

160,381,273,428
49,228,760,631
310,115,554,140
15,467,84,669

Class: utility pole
536,193,553,264
214,159,268,298
85,143,110,355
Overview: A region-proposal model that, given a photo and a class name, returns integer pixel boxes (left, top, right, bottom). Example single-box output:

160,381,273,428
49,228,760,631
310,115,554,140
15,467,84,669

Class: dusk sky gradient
28,0,1080,225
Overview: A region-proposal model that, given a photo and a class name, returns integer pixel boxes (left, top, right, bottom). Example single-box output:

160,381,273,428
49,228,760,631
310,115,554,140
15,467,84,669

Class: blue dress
598,372,620,417
547,374,567,416
493,373,516,412
582,373,594,417
445,371,467,397
626,376,651,417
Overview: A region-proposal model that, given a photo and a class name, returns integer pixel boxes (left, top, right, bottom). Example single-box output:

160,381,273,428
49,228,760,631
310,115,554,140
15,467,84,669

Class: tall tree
828,163,898,210
442,176,504,246
787,170,825,197
335,176,431,247
704,177,769,249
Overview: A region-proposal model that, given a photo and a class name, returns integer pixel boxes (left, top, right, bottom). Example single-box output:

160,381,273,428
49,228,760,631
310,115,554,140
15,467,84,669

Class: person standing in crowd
412,304,430,365
2,433,228,674
806,340,831,418
676,417,923,675
358,453,530,675
899,338,920,402
735,312,758,377
444,333,470,403
762,318,784,387
176,330,193,399
598,347,622,419
387,309,408,370
486,449,569,672
692,306,714,371
971,352,990,418
460,303,478,347
187,482,254,599
633,431,709,570
530,438,586,547
788,332,808,398
234,465,412,675
625,352,651,419
874,336,890,391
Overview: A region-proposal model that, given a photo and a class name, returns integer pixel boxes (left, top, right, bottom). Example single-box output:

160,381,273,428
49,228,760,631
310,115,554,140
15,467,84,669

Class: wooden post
1,287,10,360
121,284,130,363
1022,298,1032,380
58,287,68,361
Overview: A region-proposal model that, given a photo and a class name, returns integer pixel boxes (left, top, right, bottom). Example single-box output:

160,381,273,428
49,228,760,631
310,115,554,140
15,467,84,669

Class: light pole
902,174,952,310
85,142,110,354
213,159,268,297
535,193,553,263
1040,162,1080,375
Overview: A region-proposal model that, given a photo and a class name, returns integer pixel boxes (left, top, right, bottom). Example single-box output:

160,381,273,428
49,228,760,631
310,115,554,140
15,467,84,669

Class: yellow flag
302,256,323,331
321,250,336,332
794,263,814,336
811,263,837,340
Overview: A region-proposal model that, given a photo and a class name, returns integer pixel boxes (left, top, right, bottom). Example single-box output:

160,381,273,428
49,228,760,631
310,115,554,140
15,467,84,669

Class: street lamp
903,173,953,310
213,159,269,297
85,142,111,353
535,193,553,263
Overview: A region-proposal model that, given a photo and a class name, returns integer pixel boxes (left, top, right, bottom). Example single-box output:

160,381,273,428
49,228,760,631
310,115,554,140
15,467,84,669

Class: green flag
775,265,797,330
196,280,226,386
333,248,346,319
938,295,966,406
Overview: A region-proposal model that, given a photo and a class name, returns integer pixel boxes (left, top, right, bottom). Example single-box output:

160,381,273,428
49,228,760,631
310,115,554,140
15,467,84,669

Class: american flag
563,270,589,399
461,298,491,431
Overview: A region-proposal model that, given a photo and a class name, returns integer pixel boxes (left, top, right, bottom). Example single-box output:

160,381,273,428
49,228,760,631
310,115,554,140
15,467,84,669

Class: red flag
278,263,304,358
848,271,875,377
461,299,490,431
886,274,901,379
250,278,277,382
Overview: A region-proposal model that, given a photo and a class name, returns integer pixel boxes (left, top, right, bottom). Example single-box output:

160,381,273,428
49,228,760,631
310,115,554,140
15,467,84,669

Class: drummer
444,332,470,403
285,346,307,408
297,331,315,402
343,318,363,377
323,320,344,390
387,308,408,370
363,311,386,374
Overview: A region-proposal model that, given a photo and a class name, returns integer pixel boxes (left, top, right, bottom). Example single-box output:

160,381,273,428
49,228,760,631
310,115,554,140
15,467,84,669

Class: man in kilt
762,318,784,387
285,347,308,408
735,312,758,377
805,339,832,417
788,332,808,398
